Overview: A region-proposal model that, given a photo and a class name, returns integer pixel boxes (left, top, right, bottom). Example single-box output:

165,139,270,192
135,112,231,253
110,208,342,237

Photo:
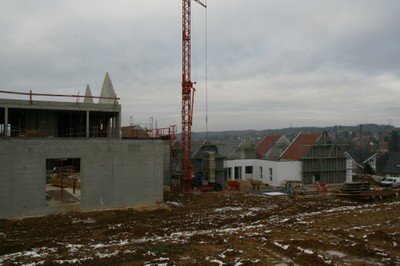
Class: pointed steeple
99,72,117,104
83,84,94,104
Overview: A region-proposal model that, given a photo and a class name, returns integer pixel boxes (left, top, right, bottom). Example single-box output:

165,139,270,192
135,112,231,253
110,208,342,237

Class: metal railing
0,89,120,104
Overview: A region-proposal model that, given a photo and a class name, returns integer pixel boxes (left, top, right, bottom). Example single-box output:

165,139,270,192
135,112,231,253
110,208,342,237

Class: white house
224,159,302,187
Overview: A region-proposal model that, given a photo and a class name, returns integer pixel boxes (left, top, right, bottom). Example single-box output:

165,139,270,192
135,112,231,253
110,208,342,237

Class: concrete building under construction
0,73,169,219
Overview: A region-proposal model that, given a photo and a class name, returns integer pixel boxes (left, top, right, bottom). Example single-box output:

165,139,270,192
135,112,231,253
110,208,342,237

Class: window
269,168,273,181
224,168,232,179
46,158,81,206
234,166,242,180
245,166,253,174
259,167,263,179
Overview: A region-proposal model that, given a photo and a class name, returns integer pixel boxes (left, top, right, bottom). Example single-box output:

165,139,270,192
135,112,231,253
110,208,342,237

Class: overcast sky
1,1,400,132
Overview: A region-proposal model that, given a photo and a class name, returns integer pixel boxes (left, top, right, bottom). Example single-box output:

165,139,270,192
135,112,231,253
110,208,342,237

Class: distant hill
190,124,397,142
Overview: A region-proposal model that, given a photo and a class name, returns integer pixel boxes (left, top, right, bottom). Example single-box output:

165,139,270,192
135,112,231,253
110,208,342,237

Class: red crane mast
181,0,206,191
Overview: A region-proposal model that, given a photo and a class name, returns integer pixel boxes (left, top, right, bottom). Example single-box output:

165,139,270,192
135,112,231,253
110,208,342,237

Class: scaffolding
301,132,348,184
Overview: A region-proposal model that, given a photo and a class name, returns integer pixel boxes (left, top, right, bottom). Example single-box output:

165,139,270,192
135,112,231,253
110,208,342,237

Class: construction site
1,1,400,265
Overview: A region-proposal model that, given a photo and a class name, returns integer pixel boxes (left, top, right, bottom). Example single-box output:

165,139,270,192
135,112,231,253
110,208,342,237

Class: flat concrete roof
0,98,121,113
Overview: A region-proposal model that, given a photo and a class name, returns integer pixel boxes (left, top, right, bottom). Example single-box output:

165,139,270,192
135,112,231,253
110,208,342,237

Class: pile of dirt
1,190,400,265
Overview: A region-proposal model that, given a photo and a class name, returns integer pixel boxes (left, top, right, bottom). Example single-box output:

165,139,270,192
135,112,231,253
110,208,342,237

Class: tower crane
181,0,206,192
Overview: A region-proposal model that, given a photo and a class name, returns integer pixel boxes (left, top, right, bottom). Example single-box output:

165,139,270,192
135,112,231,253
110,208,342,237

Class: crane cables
191,0,208,140
204,0,208,140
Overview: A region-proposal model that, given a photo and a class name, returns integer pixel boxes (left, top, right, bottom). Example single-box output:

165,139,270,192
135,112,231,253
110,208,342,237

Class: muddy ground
1,189,400,265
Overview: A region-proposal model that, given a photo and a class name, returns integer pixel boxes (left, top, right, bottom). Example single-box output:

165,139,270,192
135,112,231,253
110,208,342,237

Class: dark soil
1,191,400,265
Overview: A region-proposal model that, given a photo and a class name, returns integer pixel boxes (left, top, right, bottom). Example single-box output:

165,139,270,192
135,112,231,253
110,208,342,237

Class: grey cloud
1,0,400,130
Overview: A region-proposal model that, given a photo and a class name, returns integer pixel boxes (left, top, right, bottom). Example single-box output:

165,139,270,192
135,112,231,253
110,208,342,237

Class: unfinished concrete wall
0,139,167,219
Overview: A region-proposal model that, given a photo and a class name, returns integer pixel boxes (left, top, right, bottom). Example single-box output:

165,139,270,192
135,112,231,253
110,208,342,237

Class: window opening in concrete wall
0,108,10,137
46,158,81,206
0,108,4,124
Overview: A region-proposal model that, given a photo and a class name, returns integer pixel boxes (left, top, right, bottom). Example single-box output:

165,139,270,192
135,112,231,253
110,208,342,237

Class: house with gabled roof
224,134,301,186
382,153,400,178
344,151,377,175
223,131,351,186
192,140,225,185
217,138,257,160
280,132,321,161
256,134,290,160
283,131,349,184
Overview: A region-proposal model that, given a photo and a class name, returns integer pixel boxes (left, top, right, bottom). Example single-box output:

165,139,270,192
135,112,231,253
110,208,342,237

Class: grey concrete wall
0,139,167,219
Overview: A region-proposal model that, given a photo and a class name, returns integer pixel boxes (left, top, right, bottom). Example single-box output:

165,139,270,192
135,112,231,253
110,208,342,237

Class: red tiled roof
380,141,389,149
280,132,321,160
256,135,281,158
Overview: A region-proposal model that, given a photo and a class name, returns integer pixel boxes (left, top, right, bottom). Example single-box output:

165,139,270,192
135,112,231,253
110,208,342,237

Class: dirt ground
1,188,400,266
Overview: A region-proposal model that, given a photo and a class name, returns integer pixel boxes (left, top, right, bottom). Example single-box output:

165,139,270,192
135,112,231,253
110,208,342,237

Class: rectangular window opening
234,166,242,180
46,158,81,205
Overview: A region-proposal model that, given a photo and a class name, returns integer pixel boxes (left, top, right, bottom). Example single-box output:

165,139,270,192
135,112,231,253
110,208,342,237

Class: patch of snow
23,250,42,258
166,201,182,206
154,257,170,261
108,223,123,229
214,207,243,212
326,250,346,258
95,250,119,258
264,192,287,196
66,244,83,252
219,248,234,259
240,211,256,218
83,218,96,224
118,239,129,246
376,252,388,257
297,247,313,254
92,243,106,249
234,258,244,266
209,259,225,266
274,241,289,250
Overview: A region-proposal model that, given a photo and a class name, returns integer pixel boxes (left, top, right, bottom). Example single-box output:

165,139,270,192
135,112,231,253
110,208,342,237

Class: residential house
256,134,290,160
344,152,378,175
382,153,400,178
224,134,300,186
378,141,389,154
280,131,349,184
192,140,225,185
222,138,257,160
224,131,350,187
224,159,301,187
